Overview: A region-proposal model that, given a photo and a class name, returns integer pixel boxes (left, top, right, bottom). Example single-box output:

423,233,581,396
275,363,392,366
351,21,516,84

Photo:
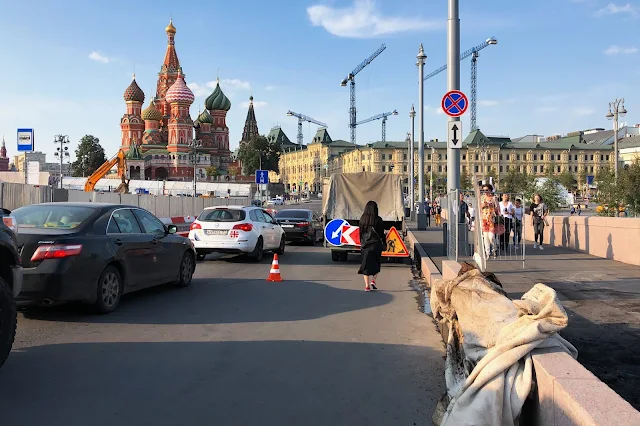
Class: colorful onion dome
165,72,194,104
141,99,163,121
165,18,176,34
123,75,145,103
197,109,213,124
205,80,231,111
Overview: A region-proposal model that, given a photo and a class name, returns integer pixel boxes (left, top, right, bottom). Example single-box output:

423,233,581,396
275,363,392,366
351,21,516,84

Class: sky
1,0,639,163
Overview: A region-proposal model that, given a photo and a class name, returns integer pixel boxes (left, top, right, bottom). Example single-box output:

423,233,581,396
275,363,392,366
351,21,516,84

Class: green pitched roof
310,128,332,145
462,130,511,147
267,126,298,148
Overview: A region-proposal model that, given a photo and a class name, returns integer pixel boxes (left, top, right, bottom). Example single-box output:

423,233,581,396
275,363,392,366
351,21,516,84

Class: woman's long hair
360,200,379,227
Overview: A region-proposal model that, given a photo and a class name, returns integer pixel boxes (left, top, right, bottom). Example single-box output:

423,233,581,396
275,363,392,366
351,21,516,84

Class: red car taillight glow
190,222,202,230
31,244,83,262
232,223,253,232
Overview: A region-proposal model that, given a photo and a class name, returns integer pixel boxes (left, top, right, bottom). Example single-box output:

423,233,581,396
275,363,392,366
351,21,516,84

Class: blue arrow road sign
324,218,348,246
255,170,269,185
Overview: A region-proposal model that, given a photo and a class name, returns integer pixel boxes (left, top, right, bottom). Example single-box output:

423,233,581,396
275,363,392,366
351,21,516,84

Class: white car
269,198,284,206
188,206,285,261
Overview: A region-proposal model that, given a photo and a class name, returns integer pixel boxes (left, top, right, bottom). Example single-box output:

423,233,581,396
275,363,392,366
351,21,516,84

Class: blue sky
1,0,639,162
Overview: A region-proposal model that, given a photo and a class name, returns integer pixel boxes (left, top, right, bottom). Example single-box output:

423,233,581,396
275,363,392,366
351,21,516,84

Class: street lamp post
606,98,627,180
409,105,416,208
417,44,427,230
188,138,202,200
476,141,487,183
53,135,70,189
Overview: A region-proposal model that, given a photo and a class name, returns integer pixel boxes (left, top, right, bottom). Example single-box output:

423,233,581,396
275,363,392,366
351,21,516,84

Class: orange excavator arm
84,150,127,192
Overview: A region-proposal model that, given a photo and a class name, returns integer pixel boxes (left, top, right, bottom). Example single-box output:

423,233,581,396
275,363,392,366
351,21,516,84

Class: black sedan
11,202,196,313
274,209,323,245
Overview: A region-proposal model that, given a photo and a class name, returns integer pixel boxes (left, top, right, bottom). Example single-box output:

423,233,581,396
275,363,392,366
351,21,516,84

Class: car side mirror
167,224,177,234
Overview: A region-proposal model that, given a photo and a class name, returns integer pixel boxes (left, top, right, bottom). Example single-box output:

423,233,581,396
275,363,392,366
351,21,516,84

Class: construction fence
0,182,250,218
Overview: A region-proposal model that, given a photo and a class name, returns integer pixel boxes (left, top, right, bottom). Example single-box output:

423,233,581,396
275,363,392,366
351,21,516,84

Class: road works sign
324,218,348,246
448,120,462,149
381,226,409,257
441,90,468,117
340,225,360,246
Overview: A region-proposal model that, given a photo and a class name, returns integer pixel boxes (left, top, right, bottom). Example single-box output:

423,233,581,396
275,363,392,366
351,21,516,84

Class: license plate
205,229,227,235
281,224,294,228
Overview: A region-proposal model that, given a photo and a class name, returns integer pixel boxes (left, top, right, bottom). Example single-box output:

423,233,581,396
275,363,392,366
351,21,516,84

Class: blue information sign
17,128,34,152
587,175,594,185
324,218,348,246
255,170,269,184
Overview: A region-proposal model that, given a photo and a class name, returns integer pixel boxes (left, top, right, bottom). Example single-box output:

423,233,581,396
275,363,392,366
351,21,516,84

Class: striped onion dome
197,109,213,124
165,72,194,104
141,100,163,121
123,76,145,103
205,80,231,111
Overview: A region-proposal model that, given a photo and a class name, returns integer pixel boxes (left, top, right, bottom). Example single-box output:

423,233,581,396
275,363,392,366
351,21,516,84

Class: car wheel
250,237,264,262
275,236,285,255
339,251,348,261
0,276,17,369
93,266,122,314
176,251,195,287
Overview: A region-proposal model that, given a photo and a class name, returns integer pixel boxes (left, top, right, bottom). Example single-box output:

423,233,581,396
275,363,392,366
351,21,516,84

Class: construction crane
355,110,398,142
286,110,328,146
423,37,498,131
84,149,129,193
340,44,386,145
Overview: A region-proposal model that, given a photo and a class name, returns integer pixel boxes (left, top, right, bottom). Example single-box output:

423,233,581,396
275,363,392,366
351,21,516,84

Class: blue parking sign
324,218,348,246
255,170,269,184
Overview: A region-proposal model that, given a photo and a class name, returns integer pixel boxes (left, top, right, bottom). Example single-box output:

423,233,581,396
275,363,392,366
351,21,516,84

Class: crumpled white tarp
430,269,578,426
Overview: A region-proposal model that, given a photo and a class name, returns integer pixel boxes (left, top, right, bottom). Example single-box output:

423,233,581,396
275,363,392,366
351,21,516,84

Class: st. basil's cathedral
119,19,232,181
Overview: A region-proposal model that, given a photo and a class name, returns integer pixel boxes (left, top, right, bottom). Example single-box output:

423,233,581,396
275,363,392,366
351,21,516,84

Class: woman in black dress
358,200,385,292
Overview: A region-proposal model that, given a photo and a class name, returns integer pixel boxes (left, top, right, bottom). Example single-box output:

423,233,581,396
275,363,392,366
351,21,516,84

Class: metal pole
417,44,427,230
430,147,434,202
614,114,619,180
410,105,416,207
447,0,461,192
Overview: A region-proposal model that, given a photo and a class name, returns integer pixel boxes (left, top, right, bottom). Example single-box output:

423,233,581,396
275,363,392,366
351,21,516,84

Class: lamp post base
417,213,428,230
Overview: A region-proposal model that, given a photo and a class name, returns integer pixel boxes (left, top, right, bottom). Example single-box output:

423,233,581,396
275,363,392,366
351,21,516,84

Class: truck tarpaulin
322,172,404,221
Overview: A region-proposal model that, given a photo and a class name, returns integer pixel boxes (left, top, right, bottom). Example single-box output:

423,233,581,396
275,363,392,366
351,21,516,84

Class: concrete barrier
523,216,640,266
406,229,443,285
415,251,640,425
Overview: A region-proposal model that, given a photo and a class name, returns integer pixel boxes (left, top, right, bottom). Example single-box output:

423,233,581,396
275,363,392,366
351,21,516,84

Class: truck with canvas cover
321,172,405,261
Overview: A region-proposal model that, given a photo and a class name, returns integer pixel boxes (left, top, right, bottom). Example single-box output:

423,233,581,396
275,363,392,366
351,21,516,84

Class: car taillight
295,221,310,227
2,216,17,234
31,244,83,262
232,223,253,232
190,222,202,230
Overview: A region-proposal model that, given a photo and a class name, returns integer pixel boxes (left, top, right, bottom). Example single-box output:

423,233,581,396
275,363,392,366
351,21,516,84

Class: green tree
238,135,281,174
619,159,640,216
536,178,564,213
501,168,536,200
577,168,588,189
556,170,577,190
71,135,107,177
460,168,473,191
595,166,621,216
205,166,220,179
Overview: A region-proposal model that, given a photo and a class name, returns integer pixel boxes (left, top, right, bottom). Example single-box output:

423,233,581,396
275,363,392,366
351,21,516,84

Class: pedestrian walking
577,204,582,216
424,201,432,227
498,193,515,252
434,203,442,226
513,198,524,249
358,200,385,292
529,193,549,250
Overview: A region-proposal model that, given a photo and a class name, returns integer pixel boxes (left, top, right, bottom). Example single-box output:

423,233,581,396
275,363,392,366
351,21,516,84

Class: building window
474,165,479,172
557,166,561,172
534,165,538,173
462,154,466,160
438,165,442,172
533,154,537,161
462,165,467,172
403,153,407,160
605,155,610,161
506,154,510,160
427,154,431,160
382,154,386,160
382,166,385,172
517,154,521,161
506,165,510,171
590,166,594,173
600,155,604,161
487,154,492,161
389,154,393,160
428,165,432,172
574,154,578,161
499,166,503,172
590,154,594,161
475,154,479,161
403,165,407,172
540,165,544,173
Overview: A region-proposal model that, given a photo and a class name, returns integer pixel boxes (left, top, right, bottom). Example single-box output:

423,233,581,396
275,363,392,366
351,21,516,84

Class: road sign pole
447,0,460,193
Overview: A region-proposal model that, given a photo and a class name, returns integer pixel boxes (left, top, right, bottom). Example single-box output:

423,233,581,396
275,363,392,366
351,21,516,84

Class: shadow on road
0,340,444,426
21,277,394,325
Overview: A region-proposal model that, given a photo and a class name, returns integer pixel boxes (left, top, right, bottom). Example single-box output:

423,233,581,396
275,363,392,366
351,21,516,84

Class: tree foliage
619,159,640,216
595,167,622,216
460,169,473,191
536,178,565,213
501,168,536,199
71,135,107,177
205,166,219,179
556,170,577,190
238,135,281,174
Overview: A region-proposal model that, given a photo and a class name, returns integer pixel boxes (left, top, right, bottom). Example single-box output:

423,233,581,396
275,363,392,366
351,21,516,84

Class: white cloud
307,0,442,38
594,3,638,17
572,107,595,116
241,100,267,109
219,79,251,91
187,82,210,97
188,78,252,98
264,85,276,92
478,100,499,107
603,45,638,55
88,51,109,64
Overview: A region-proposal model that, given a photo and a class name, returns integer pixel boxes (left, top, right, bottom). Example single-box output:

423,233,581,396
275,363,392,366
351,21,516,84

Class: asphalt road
0,243,445,425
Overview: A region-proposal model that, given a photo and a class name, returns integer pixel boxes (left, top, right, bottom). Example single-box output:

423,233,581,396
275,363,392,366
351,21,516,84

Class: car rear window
198,208,246,222
275,210,309,219
12,205,96,229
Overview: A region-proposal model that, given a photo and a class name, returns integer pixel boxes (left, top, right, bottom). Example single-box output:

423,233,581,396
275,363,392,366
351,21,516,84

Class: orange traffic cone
266,253,283,282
